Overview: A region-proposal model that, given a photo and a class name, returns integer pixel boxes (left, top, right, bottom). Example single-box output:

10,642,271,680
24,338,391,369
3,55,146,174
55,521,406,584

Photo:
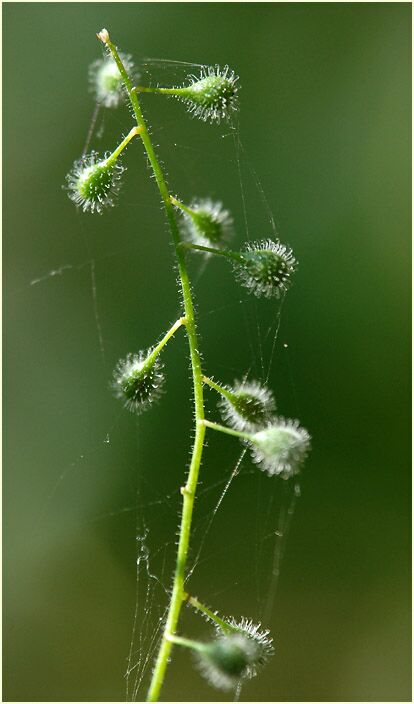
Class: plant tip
97,28,110,44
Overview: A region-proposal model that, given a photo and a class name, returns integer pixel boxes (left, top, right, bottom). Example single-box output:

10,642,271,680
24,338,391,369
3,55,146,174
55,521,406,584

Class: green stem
145,317,186,368
185,594,236,633
202,419,253,441
170,195,196,218
101,31,206,702
135,85,189,96
180,241,244,263
202,375,235,404
105,125,143,167
166,634,206,653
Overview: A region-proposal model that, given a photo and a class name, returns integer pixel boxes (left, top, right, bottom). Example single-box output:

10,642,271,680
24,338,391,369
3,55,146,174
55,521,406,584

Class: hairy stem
202,375,235,403
202,418,253,441
105,125,143,166
165,634,206,652
180,240,244,263
145,317,187,368
169,195,196,217
102,31,206,702
135,85,189,96
185,594,237,633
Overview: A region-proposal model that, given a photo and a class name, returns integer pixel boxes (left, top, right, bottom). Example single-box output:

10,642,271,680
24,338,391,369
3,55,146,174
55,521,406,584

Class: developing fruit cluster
203,376,310,478
65,32,311,696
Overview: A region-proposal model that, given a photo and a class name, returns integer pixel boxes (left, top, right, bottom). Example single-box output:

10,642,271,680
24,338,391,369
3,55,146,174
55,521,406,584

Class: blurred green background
3,3,411,702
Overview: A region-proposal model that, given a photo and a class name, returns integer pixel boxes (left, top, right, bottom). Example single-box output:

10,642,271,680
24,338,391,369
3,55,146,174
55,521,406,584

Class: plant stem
185,594,237,633
135,85,189,96
105,125,143,166
165,634,206,653
202,375,235,403
145,317,186,368
169,195,195,217
202,419,253,441
101,31,206,702
180,241,244,262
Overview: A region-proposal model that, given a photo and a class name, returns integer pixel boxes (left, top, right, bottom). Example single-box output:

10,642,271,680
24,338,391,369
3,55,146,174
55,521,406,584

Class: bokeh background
3,3,411,702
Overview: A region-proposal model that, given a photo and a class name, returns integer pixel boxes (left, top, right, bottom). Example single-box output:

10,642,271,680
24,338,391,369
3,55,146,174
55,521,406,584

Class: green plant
65,28,311,701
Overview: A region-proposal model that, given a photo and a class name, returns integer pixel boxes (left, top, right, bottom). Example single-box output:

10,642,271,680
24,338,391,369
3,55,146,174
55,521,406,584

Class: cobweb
30,54,303,702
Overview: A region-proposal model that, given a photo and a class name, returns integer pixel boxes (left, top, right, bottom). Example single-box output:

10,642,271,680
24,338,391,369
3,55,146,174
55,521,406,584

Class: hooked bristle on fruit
196,624,273,690
196,634,258,690
233,239,297,298
218,617,275,676
250,418,310,478
89,52,136,108
65,151,125,214
112,350,165,414
180,198,234,249
218,380,275,432
176,65,239,123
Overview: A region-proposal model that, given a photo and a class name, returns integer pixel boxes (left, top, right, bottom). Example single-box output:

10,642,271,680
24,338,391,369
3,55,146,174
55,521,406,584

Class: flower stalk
185,593,238,633
180,240,244,262
99,30,208,702
105,125,143,166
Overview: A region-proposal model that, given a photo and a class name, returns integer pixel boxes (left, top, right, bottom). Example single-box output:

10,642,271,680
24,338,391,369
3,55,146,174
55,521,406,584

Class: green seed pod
218,380,275,432
65,152,125,214
196,633,260,690
220,617,274,675
89,52,137,108
112,350,164,414
250,418,310,478
176,65,239,123
234,239,297,298
181,198,234,250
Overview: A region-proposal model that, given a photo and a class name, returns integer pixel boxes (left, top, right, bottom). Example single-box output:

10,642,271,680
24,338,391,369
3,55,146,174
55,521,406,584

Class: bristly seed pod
218,617,275,677
89,52,136,108
196,634,259,690
249,418,310,478
218,380,275,432
113,349,165,414
181,198,234,250
65,152,125,214
196,621,273,691
175,65,239,123
233,239,297,298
